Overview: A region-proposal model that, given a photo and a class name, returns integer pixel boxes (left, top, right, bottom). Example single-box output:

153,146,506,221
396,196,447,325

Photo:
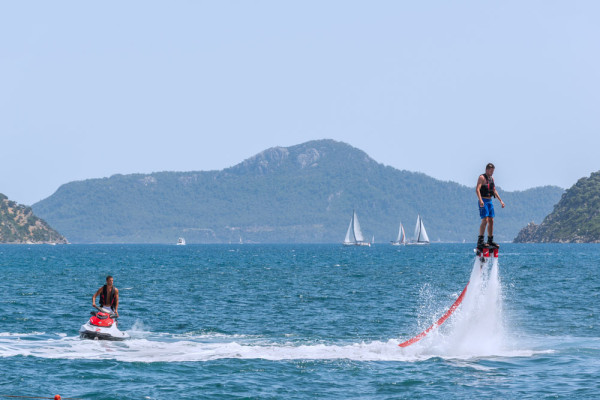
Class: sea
0,243,598,399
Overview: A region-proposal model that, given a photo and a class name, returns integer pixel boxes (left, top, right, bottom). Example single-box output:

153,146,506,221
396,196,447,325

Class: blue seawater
0,243,598,399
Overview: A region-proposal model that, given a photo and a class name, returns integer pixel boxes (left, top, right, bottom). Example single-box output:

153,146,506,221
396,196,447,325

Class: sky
1,1,599,205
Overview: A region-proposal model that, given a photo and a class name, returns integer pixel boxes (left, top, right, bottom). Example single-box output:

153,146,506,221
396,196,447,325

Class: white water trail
0,257,537,363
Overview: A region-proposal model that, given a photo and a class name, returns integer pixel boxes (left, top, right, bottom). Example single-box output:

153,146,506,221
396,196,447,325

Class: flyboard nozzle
482,248,490,257
493,248,498,258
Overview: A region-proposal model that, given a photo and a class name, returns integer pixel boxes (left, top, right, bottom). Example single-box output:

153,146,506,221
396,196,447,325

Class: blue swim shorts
479,198,495,219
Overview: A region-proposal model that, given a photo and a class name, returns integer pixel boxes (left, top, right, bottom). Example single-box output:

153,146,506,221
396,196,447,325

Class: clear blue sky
1,1,598,205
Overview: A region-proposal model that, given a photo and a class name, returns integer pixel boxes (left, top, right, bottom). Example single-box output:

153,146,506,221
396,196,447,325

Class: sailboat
407,214,430,245
343,210,371,246
391,222,406,245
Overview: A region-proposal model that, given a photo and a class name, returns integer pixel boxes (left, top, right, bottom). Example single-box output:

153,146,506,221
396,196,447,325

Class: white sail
352,211,365,242
413,214,430,243
418,217,430,243
344,218,353,244
392,222,406,245
396,222,404,243
343,210,370,246
413,215,421,242
407,215,430,245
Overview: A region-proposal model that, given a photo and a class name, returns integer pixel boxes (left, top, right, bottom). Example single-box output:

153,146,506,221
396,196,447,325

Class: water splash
402,257,507,358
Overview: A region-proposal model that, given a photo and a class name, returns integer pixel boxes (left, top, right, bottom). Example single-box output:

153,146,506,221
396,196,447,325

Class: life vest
479,174,496,198
100,285,116,308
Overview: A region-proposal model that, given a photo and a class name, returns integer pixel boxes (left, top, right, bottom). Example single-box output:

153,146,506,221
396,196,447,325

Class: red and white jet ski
79,306,130,341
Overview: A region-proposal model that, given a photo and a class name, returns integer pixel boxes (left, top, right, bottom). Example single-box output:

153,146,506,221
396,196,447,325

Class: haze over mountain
32,140,563,244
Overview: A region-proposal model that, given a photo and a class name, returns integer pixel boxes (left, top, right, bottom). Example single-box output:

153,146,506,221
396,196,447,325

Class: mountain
514,171,600,243
32,140,564,244
0,193,68,244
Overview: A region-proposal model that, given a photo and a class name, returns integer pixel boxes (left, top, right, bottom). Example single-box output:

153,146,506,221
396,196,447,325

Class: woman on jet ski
92,275,120,317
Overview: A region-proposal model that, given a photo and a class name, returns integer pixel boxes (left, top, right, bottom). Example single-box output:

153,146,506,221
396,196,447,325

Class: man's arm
92,287,102,307
475,175,484,206
494,188,505,208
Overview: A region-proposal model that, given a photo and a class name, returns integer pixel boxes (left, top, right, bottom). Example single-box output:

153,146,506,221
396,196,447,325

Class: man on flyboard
476,163,505,250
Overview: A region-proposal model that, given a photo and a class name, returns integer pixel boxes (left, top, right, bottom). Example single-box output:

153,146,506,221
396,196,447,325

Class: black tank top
100,285,116,307
479,174,495,198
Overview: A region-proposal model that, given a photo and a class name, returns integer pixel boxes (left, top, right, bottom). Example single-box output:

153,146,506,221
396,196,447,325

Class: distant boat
343,210,371,247
177,237,186,246
407,215,430,245
391,222,406,246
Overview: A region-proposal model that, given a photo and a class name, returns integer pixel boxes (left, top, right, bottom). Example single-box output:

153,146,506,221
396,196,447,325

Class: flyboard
398,245,498,348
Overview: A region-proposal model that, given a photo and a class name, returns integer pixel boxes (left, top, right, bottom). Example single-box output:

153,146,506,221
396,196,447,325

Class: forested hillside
0,193,67,244
514,171,600,243
33,140,563,243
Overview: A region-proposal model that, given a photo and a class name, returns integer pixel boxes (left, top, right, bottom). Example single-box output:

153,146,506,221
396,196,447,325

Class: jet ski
79,306,130,341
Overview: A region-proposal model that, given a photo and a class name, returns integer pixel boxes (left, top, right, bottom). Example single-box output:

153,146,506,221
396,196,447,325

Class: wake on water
0,257,537,363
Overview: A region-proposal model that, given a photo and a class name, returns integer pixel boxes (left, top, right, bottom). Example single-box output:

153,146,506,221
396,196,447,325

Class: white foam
0,258,547,363
0,331,46,337
0,331,546,363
